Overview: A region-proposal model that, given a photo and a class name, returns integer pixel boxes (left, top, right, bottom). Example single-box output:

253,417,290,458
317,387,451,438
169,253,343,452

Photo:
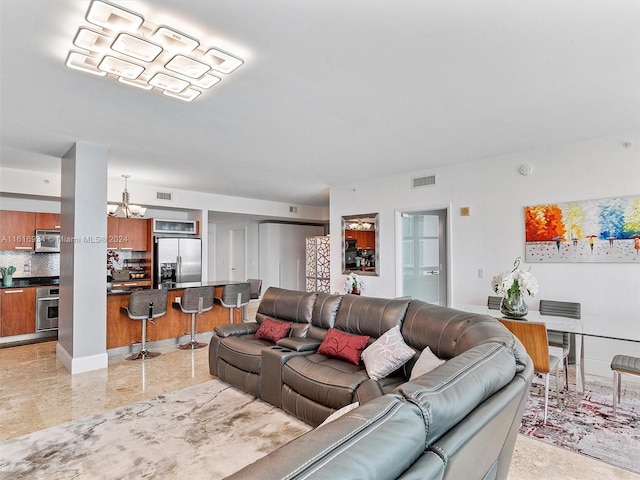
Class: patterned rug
0,380,311,479
519,374,640,474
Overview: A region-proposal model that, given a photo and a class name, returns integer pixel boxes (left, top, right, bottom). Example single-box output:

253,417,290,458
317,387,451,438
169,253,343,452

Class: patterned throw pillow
409,346,446,381
254,317,293,342
361,325,415,381
317,328,370,365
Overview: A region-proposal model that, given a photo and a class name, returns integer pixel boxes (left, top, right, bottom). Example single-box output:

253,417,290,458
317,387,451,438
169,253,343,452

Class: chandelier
107,175,146,218
349,220,372,230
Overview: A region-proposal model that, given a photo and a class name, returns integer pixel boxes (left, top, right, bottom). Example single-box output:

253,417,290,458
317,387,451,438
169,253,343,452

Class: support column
57,142,108,374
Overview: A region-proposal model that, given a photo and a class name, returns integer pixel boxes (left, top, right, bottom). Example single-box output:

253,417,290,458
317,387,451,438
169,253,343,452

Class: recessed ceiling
1,0,639,207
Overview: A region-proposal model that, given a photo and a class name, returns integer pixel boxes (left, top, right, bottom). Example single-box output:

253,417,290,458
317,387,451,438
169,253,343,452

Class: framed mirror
342,213,379,276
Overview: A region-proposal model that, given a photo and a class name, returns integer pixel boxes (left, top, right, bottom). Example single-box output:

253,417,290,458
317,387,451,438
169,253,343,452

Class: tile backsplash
0,251,60,277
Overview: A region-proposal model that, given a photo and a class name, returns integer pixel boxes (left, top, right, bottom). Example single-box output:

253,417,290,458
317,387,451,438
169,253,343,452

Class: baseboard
56,343,108,374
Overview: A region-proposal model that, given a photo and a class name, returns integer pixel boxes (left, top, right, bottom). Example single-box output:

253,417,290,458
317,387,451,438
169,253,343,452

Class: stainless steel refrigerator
154,237,202,286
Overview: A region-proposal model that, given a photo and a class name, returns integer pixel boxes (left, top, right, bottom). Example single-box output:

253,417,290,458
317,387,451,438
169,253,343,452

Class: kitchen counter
0,276,59,289
106,281,248,350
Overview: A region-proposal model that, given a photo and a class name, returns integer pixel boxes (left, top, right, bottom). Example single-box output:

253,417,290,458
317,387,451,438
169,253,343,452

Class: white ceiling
2,0,639,207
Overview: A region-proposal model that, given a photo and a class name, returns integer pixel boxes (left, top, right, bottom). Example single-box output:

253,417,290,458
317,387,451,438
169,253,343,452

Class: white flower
344,272,364,293
492,257,538,298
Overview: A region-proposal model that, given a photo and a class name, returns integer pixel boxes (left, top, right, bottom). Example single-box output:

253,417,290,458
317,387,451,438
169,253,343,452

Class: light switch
478,268,484,279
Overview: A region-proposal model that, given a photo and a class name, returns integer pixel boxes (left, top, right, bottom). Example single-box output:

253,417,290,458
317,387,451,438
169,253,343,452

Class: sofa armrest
214,322,259,338
276,337,322,352
355,378,384,404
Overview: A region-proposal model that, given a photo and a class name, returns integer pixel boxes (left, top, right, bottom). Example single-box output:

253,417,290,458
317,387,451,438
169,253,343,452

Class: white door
400,210,448,305
230,228,246,281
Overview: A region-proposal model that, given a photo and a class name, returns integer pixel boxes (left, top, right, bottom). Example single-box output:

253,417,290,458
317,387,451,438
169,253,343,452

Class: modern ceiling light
201,48,244,74
150,27,199,53
108,174,146,218
148,73,189,93
66,0,244,102
85,0,144,32
111,33,162,62
165,55,210,78
98,55,144,79
65,51,107,76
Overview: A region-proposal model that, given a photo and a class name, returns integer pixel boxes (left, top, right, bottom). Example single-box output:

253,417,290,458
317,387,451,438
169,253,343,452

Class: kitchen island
107,281,248,352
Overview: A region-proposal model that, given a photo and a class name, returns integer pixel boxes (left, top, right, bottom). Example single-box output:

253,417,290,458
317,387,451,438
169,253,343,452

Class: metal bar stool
121,289,168,360
177,286,214,350
216,282,251,323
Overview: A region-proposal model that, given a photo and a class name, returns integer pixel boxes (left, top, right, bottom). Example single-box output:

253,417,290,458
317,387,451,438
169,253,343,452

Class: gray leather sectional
209,287,533,480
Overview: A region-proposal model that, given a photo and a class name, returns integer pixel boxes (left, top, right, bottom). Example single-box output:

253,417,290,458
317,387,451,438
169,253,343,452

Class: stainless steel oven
36,287,59,331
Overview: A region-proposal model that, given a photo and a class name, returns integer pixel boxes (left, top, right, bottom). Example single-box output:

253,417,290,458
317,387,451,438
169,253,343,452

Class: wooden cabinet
35,213,61,230
107,217,149,251
0,287,36,336
0,211,36,251
345,229,375,249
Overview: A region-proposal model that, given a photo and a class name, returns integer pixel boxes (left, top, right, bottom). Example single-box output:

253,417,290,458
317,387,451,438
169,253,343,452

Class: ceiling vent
411,175,436,189
156,191,172,201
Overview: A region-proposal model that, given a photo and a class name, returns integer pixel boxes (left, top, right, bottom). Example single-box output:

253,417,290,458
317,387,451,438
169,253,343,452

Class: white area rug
0,380,312,479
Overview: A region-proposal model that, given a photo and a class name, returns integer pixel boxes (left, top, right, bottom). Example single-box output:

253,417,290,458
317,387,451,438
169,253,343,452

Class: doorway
399,209,448,305
229,228,246,282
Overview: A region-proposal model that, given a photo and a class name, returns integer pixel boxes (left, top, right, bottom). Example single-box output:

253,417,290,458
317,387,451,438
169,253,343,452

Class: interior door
230,228,246,281
400,209,448,305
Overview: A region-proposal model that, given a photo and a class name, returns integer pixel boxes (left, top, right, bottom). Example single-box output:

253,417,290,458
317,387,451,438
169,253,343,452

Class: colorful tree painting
525,205,566,241
524,195,640,263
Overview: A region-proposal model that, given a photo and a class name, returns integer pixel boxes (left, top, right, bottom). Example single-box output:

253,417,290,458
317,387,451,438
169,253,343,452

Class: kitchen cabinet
0,287,36,336
0,210,36,251
345,229,375,249
107,217,149,251
35,213,61,230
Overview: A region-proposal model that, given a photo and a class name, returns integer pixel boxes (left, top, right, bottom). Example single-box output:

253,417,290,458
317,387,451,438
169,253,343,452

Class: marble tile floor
0,341,638,480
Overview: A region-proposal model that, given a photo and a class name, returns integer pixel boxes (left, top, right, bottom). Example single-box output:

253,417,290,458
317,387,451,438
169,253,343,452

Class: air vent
156,191,172,201
412,175,436,189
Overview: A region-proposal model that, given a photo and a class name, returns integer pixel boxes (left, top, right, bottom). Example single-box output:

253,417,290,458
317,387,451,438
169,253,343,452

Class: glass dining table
454,304,587,393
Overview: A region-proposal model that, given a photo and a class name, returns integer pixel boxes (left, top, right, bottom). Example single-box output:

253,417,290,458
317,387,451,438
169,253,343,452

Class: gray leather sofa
209,287,533,480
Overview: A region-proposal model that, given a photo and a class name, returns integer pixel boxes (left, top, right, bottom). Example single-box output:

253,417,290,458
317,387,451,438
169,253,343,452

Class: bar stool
216,282,251,323
177,286,214,350
122,289,168,360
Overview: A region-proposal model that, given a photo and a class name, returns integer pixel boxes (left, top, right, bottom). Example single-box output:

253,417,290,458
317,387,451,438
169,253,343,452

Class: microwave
35,230,61,252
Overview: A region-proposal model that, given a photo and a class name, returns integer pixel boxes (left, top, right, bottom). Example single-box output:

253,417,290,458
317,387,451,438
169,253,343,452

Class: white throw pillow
361,325,415,381
409,346,445,381
319,402,360,427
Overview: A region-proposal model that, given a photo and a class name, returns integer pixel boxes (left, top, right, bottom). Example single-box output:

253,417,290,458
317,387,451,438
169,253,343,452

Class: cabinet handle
14,247,32,250
120,247,133,251
54,225,61,229
4,289,24,293
124,283,137,286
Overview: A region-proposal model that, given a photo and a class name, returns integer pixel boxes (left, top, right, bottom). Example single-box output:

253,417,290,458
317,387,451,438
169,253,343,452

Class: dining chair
498,318,561,424
487,295,502,310
539,300,581,391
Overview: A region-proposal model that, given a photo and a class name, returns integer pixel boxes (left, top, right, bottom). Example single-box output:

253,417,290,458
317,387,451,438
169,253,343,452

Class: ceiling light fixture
65,0,243,102
349,220,373,230
108,174,146,218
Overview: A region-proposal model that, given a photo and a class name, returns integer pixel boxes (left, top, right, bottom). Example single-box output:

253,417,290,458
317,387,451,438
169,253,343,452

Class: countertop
108,280,248,295
0,276,59,289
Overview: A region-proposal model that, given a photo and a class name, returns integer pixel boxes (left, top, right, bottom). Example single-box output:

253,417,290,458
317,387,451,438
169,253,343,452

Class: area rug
519,375,640,474
0,380,312,479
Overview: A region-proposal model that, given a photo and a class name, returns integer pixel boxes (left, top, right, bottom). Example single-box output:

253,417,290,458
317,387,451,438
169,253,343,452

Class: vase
3,275,13,287
500,291,528,318
351,288,361,295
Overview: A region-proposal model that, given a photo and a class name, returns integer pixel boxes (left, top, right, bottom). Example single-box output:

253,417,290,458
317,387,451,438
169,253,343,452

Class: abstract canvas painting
524,195,640,263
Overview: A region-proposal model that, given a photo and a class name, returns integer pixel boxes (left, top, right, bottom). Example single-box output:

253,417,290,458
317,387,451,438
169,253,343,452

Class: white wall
330,133,640,379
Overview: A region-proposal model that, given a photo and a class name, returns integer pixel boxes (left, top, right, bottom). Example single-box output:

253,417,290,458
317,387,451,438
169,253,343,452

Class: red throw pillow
254,318,293,342
317,328,370,365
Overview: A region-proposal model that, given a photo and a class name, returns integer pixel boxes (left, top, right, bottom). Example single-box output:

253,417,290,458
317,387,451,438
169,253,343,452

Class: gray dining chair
539,299,581,391
177,286,214,350
121,289,168,360
216,282,251,323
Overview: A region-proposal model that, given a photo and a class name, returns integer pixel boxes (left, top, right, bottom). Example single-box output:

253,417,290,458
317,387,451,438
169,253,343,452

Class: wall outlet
478,268,484,279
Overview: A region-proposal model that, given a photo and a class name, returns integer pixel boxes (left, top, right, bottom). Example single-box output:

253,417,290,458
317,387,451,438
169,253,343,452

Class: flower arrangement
344,272,364,294
107,250,121,272
491,257,538,298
